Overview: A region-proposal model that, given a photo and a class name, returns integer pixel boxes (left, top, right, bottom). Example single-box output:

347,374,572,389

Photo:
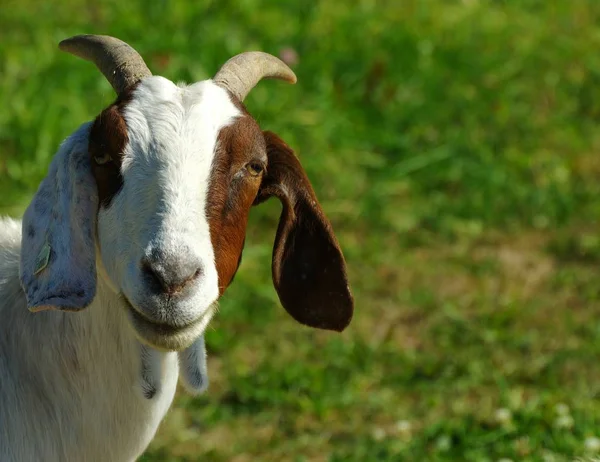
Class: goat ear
20,122,98,312
254,131,353,332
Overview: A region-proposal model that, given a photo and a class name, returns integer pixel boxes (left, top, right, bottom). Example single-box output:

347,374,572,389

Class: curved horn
59,35,152,95
213,51,297,101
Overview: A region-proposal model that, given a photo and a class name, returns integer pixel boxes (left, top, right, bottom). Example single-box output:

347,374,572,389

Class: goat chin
124,297,215,352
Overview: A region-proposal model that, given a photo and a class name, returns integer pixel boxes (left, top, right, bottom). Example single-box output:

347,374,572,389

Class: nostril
192,267,203,281
141,259,168,292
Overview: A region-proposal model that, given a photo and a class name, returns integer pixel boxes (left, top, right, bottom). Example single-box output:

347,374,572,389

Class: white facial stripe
120,77,240,238
123,76,240,181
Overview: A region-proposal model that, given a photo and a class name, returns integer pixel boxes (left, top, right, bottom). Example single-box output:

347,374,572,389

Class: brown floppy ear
254,131,354,332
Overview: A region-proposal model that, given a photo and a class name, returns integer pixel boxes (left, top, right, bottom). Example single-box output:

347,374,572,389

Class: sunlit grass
1,0,600,460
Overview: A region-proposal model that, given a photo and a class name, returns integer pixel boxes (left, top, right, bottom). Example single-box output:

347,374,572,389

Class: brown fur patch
206,114,267,294
88,87,137,208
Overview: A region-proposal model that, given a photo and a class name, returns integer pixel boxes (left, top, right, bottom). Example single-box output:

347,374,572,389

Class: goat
0,35,353,461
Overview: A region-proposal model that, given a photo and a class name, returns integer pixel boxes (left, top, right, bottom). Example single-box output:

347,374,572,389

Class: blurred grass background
2,0,600,460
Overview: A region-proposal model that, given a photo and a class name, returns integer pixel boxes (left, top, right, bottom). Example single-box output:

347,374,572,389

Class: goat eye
246,162,263,177
94,152,112,165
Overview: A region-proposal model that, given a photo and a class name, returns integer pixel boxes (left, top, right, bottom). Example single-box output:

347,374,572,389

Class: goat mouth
121,296,211,352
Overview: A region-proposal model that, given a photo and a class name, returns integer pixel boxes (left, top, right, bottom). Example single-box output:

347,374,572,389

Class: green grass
2,0,600,460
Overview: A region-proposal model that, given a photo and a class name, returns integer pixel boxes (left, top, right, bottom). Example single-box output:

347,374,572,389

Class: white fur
1,223,179,460
179,335,209,394
0,77,240,460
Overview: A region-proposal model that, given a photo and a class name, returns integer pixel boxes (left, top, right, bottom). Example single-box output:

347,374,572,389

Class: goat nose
141,257,203,295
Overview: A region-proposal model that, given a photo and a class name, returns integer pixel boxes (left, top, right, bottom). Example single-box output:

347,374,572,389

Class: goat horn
213,51,297,101
59,35,152,95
